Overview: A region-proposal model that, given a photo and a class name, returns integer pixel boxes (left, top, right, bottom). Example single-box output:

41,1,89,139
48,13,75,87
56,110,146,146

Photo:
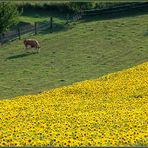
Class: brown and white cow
24,39,40,53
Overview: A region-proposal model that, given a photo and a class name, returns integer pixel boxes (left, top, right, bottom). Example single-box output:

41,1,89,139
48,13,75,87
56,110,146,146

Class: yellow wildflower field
0,62,148,146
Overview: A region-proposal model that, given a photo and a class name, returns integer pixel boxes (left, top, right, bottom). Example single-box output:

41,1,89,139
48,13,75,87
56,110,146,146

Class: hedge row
16,2,136,13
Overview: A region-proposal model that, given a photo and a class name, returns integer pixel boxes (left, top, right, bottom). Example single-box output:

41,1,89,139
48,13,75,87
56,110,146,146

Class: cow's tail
38,44,40,48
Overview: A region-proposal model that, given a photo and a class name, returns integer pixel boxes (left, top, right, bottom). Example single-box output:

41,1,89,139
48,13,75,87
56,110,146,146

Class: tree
0,2,20,33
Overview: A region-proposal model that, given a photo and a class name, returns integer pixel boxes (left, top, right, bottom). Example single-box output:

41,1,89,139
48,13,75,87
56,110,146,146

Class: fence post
17,25,21,40
0,33,3,43
35,22,37,35
66,14,70,24
50,17,53,33
0,33,3,44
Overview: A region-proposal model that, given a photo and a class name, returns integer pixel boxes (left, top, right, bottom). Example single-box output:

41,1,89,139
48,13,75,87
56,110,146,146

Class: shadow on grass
81,7,148,22
6,52,36,60
22,9,67,21
39,23,70,34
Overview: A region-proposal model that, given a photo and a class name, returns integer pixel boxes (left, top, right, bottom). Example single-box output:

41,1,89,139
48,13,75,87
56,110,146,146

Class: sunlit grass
0,11,148,99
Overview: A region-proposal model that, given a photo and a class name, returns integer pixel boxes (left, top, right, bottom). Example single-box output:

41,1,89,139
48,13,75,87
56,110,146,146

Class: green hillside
0,13,148,99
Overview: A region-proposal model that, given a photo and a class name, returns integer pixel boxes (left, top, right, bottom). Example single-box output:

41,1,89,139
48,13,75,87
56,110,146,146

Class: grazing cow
24,39,40,53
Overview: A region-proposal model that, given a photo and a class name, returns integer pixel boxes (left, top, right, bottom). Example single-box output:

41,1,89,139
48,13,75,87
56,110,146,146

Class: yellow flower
0,62,148,146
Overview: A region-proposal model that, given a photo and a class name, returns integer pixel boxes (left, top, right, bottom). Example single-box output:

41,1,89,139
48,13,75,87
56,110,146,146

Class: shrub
0,2,20,33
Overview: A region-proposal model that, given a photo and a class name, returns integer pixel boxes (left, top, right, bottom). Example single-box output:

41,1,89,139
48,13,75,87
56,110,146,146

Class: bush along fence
66,12,83,24
66,2,148,23
0,17,54,44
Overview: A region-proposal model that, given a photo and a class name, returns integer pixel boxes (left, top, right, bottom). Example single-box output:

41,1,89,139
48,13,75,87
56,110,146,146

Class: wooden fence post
66,14,70,24
0,33,6,43
17,26,21,40
0,33,3,44
50,17,53,33
35,22,37,35
2,33,5,43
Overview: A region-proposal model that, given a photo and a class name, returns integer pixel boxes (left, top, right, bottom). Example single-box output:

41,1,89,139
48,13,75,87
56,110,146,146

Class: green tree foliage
68,2,95,12
67,2,127,12
0,2,20,33
95,2,128,9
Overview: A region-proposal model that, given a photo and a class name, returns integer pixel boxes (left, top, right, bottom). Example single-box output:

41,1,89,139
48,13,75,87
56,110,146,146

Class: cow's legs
26,47,30,53
24,45,31,53
37,48,40,53
35,47,40,53
24,46,28,53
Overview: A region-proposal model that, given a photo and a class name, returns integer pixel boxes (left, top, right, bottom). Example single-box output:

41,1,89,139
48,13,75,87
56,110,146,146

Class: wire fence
0,14,81,44
66,2,148,23
0,21,50,44
81,2,148,16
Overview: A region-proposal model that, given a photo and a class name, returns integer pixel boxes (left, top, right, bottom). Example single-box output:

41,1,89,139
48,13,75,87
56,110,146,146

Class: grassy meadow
0,58,148,146
0,9,148,99
0,4,148,147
